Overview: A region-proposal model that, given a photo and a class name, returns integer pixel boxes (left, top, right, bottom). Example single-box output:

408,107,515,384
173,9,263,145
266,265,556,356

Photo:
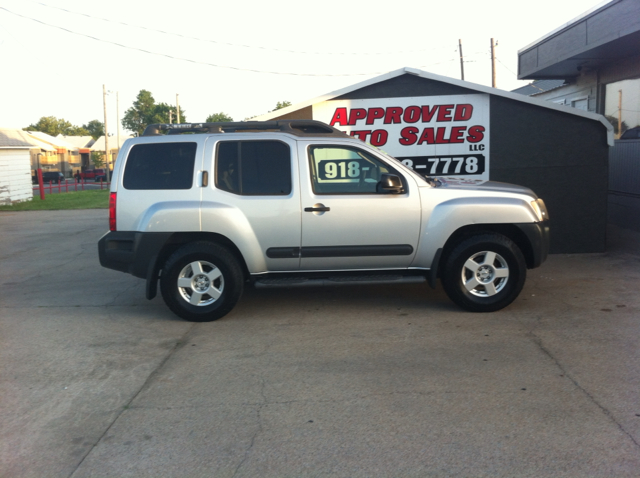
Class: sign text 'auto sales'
313,95,491,180
328,103,485,147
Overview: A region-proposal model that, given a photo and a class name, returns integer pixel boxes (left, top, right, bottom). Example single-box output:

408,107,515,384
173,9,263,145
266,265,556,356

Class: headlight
530,199,548,222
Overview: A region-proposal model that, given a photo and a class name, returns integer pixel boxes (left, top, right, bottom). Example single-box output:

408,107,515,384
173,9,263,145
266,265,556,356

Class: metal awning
518,0,640,79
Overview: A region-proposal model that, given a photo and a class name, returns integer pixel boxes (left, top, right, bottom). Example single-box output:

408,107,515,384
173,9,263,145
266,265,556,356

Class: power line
18,0,450,57
1,5,475,78
2,5,500,80
496,57,518,77
0,6,388,76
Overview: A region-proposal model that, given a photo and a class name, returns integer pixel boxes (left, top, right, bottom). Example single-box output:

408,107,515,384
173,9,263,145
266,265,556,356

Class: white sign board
313,95,490,181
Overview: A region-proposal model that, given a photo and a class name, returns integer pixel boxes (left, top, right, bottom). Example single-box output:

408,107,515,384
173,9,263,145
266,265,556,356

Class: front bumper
516,221,550,268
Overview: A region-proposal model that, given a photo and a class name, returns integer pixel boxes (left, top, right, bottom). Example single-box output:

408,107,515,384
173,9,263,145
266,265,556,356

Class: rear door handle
199,170,209,187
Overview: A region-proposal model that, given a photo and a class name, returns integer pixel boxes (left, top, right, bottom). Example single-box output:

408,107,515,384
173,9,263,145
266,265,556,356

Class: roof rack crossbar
142,120,349,138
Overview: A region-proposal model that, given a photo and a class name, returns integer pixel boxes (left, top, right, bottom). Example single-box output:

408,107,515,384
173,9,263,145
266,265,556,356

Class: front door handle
304,203,330,214
304,206,330,212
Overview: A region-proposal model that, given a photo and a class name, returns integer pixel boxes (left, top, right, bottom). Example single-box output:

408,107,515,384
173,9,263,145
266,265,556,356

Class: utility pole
176,94,181,124
103,85,110,183
618,90,623,138
169,110,174,124
491,38,497,88
116,92,120,158
458,39,465,81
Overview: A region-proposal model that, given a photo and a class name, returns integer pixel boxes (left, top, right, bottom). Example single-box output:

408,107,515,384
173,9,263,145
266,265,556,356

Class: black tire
160,242,244,322
441,233,526,312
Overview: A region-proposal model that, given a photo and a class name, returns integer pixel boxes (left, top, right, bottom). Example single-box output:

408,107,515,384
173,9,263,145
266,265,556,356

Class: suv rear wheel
441,233,526,312
160,242,244,322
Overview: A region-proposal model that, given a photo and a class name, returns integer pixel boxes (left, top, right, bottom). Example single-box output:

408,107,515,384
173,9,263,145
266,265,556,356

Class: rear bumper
98,231,171,279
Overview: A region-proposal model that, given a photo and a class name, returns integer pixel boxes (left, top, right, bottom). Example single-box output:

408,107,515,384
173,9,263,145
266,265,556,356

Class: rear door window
215,140,291,195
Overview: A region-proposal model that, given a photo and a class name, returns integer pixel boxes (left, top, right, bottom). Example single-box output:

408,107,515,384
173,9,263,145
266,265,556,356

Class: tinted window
308,145,402,194
216,141,291,195
123,142,196,190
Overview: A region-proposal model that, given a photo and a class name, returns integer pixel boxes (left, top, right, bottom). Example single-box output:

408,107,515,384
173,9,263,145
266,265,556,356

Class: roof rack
142,120,349,138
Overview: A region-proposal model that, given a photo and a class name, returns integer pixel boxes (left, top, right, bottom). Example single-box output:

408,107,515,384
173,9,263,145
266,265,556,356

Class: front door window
308,145,403,195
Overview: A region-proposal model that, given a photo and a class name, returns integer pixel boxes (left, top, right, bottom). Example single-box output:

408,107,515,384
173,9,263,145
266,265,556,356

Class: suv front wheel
160,242,244,322
441,233,526,312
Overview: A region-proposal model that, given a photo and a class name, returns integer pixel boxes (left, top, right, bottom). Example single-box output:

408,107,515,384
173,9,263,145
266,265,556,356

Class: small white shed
0,129,34,205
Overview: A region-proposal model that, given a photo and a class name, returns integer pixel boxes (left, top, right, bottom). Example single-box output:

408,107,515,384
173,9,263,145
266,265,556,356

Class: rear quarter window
123,142,197,190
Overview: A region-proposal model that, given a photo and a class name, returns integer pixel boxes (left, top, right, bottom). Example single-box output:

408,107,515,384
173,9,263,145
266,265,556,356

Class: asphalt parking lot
1,210,639,478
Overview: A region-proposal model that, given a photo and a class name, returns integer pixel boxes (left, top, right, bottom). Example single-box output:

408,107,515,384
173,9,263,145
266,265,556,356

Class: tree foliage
82,120,104,140
91,151,106,168
24,116,89,136
605,115,629,136
122,90,187,136
244,101,292,121
272,101,292,111
206,112,234,123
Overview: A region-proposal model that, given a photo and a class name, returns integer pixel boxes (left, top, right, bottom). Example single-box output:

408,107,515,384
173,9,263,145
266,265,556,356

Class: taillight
109,192,117,231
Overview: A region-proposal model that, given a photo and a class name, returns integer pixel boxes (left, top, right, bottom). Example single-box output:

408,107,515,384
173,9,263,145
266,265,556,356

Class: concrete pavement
1,210,639,477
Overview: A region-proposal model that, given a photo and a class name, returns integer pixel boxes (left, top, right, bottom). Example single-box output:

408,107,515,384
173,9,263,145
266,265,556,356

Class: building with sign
256,67,612,253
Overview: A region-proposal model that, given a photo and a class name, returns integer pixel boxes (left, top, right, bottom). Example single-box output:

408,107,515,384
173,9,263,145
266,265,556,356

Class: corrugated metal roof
511,79,567,96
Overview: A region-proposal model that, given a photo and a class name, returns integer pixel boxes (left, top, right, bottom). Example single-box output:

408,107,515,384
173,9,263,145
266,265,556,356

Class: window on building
605,78,640,138
571,97,588,110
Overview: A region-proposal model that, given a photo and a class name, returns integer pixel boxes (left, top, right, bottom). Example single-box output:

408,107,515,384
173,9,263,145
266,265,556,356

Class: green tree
151,102,186,125
122,90,187,136
24,116,88,136
243,101,292,121
91,151,105,168
122,90,155,136
272,101,291,111
605,115,629,136
68,125,89,136
82,120,104,140
206,112,234,123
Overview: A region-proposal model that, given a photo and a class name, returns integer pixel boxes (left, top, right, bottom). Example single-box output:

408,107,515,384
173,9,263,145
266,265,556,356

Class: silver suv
98,120,549,322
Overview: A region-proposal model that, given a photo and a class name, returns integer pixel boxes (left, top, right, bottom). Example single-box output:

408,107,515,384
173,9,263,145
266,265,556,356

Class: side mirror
376,174,404,194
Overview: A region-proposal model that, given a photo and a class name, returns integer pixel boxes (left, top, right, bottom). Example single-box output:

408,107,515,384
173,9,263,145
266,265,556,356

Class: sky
0,0,608,134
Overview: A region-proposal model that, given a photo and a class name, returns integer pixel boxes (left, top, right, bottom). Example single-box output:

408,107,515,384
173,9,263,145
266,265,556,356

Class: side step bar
254,274,426,289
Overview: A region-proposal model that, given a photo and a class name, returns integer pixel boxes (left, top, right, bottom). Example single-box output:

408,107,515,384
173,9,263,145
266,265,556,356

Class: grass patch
0,189,110,211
